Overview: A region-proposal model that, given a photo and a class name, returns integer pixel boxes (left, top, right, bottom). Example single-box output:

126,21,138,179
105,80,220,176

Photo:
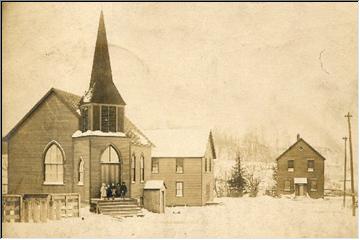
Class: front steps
91,198,144,219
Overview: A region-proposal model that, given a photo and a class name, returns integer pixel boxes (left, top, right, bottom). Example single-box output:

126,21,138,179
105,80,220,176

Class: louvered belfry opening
79,11,126,133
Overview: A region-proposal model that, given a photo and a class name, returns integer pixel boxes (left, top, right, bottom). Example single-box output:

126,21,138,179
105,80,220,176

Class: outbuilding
143,180,166,213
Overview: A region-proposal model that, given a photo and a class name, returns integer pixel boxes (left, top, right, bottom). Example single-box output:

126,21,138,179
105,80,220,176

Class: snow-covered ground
3,196,357,238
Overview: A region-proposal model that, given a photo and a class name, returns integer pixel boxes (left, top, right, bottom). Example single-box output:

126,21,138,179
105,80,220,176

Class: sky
2,3,358,153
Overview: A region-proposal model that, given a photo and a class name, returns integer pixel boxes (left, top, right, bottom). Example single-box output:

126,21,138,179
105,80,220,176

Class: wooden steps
92,198,144,219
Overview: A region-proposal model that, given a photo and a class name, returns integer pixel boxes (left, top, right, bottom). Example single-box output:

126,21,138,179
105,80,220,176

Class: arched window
131,154,136,182
100,146,120,163
140,155,145,182
78,158,84,185
44,142,64,184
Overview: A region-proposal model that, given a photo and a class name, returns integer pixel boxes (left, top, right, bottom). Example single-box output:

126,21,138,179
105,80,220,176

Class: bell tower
79,11,126,133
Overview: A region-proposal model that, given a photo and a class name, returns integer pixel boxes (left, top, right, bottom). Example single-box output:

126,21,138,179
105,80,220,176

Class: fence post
33,200,40,223
55,200,61,220
40,199,47,223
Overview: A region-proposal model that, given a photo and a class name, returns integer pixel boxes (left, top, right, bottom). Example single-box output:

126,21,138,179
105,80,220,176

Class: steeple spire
81,11,126,105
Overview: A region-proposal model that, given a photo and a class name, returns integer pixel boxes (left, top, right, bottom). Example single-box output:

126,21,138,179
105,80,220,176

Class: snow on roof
144,128,211,158
294,178,307,184
72,130,126,138
144,180,166,190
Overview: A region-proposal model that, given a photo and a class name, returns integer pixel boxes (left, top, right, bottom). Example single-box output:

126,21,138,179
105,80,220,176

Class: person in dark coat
106,184,112,200
120,182,127,199
111,183,116,200
116,183,121,198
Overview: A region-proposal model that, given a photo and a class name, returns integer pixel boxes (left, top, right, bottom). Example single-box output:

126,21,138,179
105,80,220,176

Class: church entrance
101,163,121,185
100,145,121,185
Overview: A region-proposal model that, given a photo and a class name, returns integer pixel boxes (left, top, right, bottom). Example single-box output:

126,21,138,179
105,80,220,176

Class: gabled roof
80,11,126,106
276,138,326,161
4,88,148,145
3,88,81,140
144,128,216,158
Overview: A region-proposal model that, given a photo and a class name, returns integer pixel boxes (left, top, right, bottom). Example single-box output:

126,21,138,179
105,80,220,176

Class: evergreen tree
227,152,246,197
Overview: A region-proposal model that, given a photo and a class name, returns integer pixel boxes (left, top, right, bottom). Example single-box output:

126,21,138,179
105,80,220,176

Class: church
2,12,216,207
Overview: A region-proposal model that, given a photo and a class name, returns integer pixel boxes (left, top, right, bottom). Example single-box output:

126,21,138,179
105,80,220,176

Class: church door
100,146,121,185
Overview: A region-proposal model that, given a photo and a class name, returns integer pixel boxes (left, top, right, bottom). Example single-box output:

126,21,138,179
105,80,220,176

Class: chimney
297,134,300,141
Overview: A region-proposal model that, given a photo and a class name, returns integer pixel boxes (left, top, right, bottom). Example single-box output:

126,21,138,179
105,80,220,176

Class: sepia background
2,2,358,237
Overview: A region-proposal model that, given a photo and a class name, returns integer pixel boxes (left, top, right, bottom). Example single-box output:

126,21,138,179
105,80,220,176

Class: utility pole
342,136,348,208
345,112,356,216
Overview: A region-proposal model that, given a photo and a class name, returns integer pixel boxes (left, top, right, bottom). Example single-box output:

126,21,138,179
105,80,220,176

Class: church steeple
79,11,126,133
81,11,126,105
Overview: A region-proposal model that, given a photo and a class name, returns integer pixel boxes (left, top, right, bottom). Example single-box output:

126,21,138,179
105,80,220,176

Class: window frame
284,180,291,192
176,181,184,197
307,160,315,172
140,155,145,182
131,154,136,183
78,158,84,185
310,179,317,192
81,106,89,132
287,160,294,172
176,158,184,174
100,105,117,133
43,141,65,185
100,145,120,164
151,158,159,174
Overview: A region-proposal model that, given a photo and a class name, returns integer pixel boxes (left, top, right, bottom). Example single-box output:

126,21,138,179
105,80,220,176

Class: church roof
80,11,126,105
144,128,216,158
4,88,149,145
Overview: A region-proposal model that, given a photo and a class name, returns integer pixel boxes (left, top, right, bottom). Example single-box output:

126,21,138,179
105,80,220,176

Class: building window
81,107,89,132
151,159,159,173
100,146,120,163
310,180,317,191
288,160,294,172
209,158,212,172
176,158,184,173
78,158,84,185
205,158,208,172
176,182,184,197
131,154,136,182
308,160,314,172
140,155,145,182
101,106,117,132
284,180,291,191
44,142,64,184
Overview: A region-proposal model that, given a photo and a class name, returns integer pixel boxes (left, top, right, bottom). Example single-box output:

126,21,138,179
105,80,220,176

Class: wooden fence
2,193,80,223
2,195,22,223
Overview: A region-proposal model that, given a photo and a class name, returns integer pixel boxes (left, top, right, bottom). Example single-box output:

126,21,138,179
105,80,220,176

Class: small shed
143,180,166,213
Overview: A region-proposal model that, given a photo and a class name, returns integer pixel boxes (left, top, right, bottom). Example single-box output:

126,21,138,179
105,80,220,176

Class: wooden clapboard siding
150,157,202,206
129,144,152,200
8,93,78,194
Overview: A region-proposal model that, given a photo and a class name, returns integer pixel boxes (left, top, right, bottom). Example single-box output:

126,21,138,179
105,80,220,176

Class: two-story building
145,129,216,206
276,134,325,198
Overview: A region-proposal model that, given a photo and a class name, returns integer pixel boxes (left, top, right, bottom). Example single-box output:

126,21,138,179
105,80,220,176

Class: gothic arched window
78,158,84,185
100,146,120,163
44,141,64,184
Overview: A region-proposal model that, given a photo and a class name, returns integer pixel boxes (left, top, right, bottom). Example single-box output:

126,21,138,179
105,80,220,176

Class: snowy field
3,196,357,238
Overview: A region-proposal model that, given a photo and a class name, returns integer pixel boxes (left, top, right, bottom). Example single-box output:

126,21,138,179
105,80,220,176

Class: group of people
100,182,127,200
